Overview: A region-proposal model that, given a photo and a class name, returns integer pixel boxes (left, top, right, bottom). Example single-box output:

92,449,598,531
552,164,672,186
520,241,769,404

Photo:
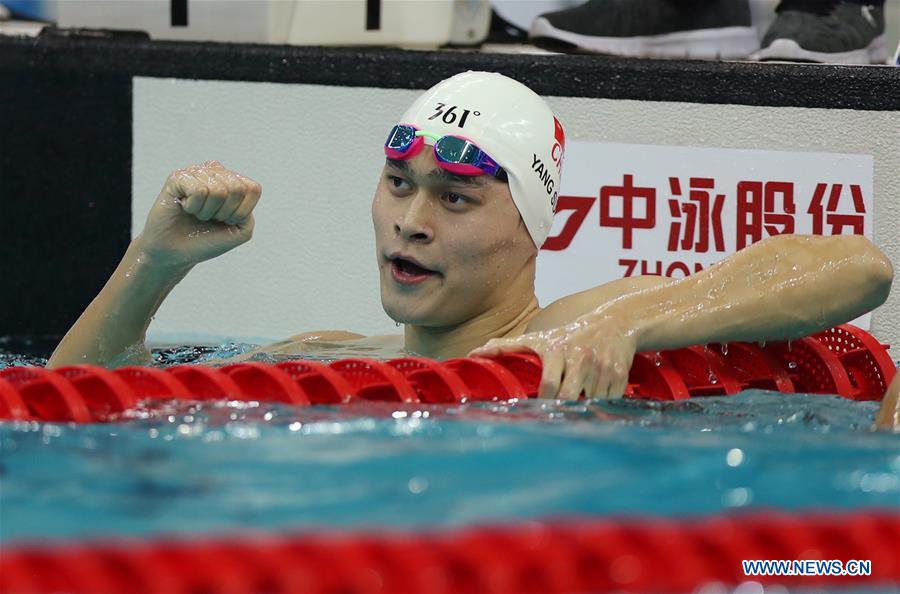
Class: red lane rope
0,325,893,423
1,510,897,594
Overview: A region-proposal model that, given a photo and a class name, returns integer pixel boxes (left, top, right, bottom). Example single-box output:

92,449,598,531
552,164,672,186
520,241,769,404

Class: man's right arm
47,242,192,368
47,161,262,369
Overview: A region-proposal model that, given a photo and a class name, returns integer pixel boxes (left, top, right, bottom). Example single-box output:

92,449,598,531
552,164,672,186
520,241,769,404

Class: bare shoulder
199,331,359,365
263,330,371,354
525,275,670,333
280,332,404,347
260,331,405,356
200,331,406,365
285,330,367,342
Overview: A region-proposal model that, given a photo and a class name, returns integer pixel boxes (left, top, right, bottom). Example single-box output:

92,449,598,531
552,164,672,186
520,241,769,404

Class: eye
387,175,411,191
442,192,470,207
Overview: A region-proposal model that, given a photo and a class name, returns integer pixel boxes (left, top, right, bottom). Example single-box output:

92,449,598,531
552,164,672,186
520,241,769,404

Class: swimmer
47,72,894,403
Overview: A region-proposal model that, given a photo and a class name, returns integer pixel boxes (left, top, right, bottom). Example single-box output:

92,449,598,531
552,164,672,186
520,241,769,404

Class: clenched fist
136,161,262,268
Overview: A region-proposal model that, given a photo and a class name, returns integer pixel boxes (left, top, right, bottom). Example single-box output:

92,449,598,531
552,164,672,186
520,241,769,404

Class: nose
395,190,434,243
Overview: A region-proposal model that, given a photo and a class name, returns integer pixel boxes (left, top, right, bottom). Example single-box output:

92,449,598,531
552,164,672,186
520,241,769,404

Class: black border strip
1,35,898,111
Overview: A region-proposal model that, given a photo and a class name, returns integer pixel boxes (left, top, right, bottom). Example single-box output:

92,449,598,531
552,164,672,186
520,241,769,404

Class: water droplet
788,361,798,370
722,487,752,508
395,321,402,327
759,340,766,348
654,352,662,367
721,343,729,356
408,476,429,494
708,371,718,385
787,340,792,352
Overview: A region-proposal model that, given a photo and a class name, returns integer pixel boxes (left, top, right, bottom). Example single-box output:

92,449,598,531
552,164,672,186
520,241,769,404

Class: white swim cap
399,71,565,248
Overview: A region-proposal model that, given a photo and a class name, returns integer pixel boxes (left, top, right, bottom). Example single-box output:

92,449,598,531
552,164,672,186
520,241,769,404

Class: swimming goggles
384,124,507,180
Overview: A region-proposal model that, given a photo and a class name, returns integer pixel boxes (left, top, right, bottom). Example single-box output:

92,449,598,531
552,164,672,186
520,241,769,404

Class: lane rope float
1,510,897,594
0,325,893,423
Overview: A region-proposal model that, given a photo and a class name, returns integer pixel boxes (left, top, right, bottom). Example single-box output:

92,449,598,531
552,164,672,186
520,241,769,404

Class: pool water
0,345,897,546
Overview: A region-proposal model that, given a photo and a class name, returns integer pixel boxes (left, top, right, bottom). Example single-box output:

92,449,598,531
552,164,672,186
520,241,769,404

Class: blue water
1,344,898,554
1,352,898,546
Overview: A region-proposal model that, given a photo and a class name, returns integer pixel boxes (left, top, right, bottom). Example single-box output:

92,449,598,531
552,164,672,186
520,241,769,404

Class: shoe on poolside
752,0,889,64
528,0,759,59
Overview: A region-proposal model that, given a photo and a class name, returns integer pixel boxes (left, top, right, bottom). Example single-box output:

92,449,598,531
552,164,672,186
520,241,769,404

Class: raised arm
473,234,893,399
48,161,261,369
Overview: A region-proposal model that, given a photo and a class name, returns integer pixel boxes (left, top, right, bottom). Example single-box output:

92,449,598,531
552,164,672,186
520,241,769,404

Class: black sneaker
485,7,530,44
529,0,759,59
753,0,889,64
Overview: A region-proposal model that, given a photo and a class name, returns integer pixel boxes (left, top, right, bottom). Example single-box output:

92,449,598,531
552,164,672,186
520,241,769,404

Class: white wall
133,79,418,342
133,78,899,345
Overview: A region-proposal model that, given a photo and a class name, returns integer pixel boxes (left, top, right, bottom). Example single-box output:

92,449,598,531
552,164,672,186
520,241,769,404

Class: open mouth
390,257,439,284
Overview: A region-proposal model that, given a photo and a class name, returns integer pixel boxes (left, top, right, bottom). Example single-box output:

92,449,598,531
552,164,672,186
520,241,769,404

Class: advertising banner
536,142,874,328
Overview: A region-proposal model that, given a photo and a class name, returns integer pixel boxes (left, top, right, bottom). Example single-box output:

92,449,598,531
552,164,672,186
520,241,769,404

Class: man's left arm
608,234,891,350
472,234,893,399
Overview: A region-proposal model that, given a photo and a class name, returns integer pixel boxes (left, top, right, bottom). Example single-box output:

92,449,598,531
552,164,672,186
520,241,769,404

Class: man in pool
47,71,895,407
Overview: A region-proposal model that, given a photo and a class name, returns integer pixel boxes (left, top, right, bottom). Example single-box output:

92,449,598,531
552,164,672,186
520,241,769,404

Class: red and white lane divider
0,325,894,423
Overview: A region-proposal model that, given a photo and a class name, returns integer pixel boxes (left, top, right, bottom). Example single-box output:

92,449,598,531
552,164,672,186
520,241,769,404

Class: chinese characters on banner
535,142,874,328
